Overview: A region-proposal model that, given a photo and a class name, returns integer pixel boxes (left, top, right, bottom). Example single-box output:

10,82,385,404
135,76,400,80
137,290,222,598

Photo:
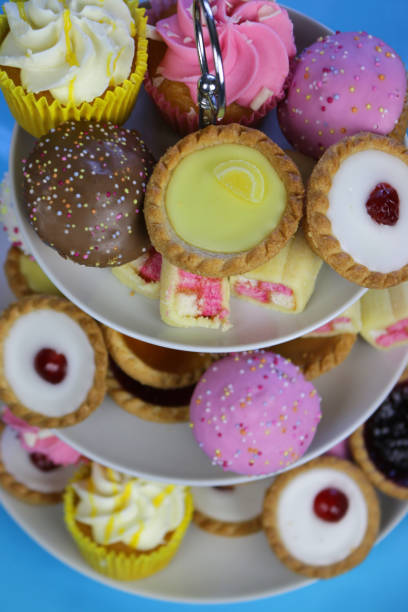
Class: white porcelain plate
9,9,366,352
0,488,406,604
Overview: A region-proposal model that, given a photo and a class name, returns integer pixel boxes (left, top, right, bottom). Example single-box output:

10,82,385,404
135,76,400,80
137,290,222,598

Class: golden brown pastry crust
145,123,304,278
389,78,408,142
305,132,408,289
193,509,262,537
262,456,380,578
350,426,408,500
106,369,189,423
4,246,32,298
103,326,213,389
272,333,357,380
0,422,62,504
0,295,107,428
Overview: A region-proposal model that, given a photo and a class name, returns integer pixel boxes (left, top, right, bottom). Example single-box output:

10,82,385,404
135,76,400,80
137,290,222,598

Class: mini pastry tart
350,380,408,499
112,247,162,299
64,463,193,580
192,478,274,537
0,422,76,504
307,302,362,337
360,283,408,349
273,333,357,380
107,360,193,423
305,132,408,289
0,295,107,428
103,326,213,389
230,230,322,313
263,456,380,578
4,246,60,298
160,259,231,331
145,124,304,278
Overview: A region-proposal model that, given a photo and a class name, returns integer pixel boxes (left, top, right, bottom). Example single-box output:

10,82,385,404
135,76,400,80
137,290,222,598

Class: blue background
0,1,407,610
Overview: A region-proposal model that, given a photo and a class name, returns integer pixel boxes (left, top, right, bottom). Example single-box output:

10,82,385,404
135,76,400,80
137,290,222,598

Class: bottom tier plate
0,489,406,604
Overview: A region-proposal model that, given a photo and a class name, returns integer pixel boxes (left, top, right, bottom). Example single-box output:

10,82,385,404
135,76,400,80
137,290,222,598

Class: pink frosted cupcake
146,0,296,133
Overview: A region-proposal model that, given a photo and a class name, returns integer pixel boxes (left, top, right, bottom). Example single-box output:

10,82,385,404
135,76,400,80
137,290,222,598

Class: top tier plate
9,9,365,352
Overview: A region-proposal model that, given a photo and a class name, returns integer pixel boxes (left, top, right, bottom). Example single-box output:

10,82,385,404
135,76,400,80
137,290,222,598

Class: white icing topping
3,309,95,417
192,478,274,523
277,468,368,566
1,426,76,493
327,150,408,273
72,463,186,550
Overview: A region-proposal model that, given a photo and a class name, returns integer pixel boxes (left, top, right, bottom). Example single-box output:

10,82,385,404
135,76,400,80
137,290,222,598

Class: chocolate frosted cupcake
350,379,408,499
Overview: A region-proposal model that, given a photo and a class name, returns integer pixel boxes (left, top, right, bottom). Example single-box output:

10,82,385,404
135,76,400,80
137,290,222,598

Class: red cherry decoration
29,452,59,472
313,487,349,522
366,182,399,226
34,348,67,384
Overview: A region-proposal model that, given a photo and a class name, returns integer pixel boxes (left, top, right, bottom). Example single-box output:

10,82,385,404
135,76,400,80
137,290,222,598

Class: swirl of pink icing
1,407,82,466
155,0,295,109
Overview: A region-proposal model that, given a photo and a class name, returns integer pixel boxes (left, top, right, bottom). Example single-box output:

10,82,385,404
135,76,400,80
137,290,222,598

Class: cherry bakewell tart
0,295,107,428
305,132,408,289
144,123,304,278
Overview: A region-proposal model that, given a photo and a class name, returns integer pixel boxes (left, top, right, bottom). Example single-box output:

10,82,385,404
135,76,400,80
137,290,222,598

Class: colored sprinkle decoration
190,351,322,476
278,31,406,159
22,121,155,267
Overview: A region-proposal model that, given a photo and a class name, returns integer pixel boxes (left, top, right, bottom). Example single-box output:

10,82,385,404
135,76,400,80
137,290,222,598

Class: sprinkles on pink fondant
1,407,82,466
278,31,407,159
190,352,322,475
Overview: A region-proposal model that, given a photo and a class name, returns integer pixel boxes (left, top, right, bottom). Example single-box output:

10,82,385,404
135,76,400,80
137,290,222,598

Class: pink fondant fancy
278,31,407,158
1,407,82,466
190,352,322,475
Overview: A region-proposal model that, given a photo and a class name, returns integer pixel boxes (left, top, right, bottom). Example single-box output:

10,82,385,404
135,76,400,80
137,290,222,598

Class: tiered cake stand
0,5,407,604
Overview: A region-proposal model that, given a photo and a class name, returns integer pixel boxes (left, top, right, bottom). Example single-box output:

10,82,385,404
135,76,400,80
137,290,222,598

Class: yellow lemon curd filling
19,254,60,295
165,144,286,253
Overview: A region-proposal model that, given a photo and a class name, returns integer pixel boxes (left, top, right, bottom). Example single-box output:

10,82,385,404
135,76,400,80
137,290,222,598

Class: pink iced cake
190,351,322,475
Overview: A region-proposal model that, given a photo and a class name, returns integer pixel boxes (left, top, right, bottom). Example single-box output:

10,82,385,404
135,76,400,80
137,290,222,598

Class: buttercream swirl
72,463,187,550
155,0,295,109
0,0,135,105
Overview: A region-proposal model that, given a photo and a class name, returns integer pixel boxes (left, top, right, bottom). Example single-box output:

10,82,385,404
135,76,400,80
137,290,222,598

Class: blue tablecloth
0,1,407,610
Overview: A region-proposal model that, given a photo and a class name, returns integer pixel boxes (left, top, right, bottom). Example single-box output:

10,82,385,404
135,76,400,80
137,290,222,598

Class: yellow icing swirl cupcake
64,462,193,580
0,0,148,137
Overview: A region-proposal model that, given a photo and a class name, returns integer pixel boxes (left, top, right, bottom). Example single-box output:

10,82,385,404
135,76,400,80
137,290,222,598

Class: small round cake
23,121,155,267
278,31,407,159
189,351,322,475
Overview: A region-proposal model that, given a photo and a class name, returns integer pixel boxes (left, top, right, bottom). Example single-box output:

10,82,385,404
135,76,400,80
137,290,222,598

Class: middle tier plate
57,338,408,485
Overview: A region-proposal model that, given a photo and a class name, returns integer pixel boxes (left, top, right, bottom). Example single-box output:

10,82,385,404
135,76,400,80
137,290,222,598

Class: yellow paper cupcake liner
0,1,148,137
64,465,193,581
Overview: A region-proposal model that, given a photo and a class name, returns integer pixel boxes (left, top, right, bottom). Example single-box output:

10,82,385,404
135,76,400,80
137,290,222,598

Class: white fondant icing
1,426,76,493
327,150,408,273
3,310,95,417
192,478,274,522
277,468,368,566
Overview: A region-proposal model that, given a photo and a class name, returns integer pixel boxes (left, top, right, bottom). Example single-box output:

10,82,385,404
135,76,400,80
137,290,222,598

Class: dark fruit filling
364,380,408,486
29,452,60,472
366,182,399,226
313,487,349,522
34,348,67,384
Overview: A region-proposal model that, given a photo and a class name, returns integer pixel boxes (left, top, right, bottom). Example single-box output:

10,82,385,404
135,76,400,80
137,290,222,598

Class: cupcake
23,120,155,268
278,31,408,159
0,407,82,504
263,456,380,578
350,378,408,499
0,0,148,137
64,462,193,580
145,123,304,278
0,295,107,428
146,0,296,133
192,479,274,537
305,132,408,289
189,351,322,475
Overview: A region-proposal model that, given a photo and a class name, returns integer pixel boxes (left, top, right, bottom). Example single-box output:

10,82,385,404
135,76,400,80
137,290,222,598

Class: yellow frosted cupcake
0,0,148,137
64,462,193,580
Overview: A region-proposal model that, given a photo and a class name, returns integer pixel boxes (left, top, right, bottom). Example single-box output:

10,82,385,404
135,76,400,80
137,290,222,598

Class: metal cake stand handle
193,0,226,128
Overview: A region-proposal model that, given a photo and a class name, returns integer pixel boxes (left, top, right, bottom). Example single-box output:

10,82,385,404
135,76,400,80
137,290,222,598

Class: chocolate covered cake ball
23,121,155,267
